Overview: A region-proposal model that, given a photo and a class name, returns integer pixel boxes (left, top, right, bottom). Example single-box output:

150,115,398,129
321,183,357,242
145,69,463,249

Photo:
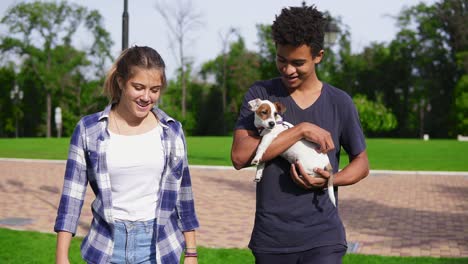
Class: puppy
248,98,336,206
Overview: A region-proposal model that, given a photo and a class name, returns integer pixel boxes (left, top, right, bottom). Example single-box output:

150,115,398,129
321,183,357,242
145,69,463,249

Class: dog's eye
261,110,267,115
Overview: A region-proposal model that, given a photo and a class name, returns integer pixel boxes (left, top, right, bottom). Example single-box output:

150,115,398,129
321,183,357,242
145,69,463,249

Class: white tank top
107,125,164,221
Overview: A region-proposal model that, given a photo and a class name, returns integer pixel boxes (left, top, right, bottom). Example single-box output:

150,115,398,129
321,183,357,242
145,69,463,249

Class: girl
55,46,199,264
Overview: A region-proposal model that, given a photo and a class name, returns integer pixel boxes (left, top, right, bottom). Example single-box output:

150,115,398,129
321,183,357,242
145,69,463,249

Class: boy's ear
313,49,325,64
274,102,286,114
248,98,262,111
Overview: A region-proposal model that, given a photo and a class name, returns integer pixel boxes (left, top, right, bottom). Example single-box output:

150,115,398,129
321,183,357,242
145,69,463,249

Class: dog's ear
248,98,262,111
274,102,287,114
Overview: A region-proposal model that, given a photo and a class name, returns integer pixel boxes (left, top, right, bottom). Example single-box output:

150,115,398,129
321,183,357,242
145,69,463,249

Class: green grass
0,138,70,160
363,138,468,171
0,228,83,263
1,139,467,262
1,228,466,264
1,137,468,171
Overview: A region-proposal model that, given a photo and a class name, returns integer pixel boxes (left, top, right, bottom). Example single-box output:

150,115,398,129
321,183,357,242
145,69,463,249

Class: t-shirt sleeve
340,96,366,157
234,85,262,132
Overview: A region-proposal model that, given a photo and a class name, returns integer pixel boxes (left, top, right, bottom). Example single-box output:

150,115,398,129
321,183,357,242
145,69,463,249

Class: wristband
184,252,198,258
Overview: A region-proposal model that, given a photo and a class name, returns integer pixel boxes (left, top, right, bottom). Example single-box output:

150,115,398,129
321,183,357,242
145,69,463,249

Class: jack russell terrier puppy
248,98,336,206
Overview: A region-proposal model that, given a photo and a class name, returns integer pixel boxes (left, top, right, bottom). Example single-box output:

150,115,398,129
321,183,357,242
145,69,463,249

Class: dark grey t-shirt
235,77,366,253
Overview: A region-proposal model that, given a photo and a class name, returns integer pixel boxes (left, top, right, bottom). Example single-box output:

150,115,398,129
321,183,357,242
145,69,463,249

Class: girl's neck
113,104,145,127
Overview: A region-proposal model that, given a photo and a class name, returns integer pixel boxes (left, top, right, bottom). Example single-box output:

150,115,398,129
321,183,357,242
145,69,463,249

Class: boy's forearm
231,130,261,169
334,151,369,186
260,125,304,162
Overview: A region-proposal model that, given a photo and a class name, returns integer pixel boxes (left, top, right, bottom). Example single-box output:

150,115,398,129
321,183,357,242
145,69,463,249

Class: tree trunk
222,53,227,134
180,41,186,118
181,67,186,118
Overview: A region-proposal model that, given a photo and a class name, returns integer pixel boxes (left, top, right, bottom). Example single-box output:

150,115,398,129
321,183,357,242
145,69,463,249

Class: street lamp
324,15,339,47
10,83,23,138
301,1,339,47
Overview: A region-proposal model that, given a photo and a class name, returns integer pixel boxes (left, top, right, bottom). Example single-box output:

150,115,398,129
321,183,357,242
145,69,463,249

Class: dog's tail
326,164,336,207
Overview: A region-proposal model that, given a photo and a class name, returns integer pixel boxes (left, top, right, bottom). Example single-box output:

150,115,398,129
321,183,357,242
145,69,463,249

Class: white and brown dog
249,98,336,206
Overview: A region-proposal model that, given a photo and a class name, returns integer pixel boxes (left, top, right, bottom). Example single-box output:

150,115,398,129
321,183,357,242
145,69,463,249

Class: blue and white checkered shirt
54,105,199,264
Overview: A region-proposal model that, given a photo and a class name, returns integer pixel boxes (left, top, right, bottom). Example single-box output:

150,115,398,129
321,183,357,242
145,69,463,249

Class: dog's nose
268,121,275,128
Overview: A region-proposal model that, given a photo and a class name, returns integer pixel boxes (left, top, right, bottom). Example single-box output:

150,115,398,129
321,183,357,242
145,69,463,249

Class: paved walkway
0,159,467,258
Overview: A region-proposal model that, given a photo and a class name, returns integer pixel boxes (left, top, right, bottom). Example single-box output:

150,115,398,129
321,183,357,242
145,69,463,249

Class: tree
393,2,460,137
201,37,261,134
0,64,16,137
437,0,467,135
0,1,113,137
256,24,277,80
219,27,239,133
353,94,397,135
454,52,468,134
155,0,203,118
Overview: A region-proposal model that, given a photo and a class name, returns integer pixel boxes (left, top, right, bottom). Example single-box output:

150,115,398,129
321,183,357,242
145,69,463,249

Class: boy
231,5,369,264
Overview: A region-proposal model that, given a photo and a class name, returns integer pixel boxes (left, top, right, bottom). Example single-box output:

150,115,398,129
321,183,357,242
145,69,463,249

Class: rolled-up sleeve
176,130,199,231
54,121,88,236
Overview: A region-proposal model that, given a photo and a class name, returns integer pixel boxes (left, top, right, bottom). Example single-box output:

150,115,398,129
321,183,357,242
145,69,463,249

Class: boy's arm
231,129,261,170
333,150,369,186
231,123,334,170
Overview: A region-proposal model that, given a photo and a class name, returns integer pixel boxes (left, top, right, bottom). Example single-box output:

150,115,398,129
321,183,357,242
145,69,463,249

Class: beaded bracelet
184,252,198,258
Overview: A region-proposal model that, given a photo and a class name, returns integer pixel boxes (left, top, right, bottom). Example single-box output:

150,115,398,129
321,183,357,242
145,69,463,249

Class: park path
0,159,467,258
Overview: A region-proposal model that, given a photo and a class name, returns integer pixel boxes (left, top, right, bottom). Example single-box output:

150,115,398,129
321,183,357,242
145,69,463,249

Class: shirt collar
98,104,112,121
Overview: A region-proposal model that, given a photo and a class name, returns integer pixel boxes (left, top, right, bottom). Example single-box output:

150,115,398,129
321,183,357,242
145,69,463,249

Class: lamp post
122,0,129,51
10,84,23,138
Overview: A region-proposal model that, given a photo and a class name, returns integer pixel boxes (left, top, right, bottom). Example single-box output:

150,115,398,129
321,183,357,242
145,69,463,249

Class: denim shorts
110,219,157,264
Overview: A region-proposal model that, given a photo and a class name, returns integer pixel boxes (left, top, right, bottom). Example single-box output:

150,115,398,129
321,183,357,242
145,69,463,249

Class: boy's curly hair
272,5,325,57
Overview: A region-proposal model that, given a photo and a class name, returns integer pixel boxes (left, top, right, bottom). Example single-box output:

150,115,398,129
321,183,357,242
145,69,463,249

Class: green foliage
453,50,468,135
353,94,397,134
0,0,466,139
319,1,466,138
256,24,277,80
454,74,468,134
0,0,113,137
389,1,462,137
162,64,209,135
200,36,261,135
0,65,16,136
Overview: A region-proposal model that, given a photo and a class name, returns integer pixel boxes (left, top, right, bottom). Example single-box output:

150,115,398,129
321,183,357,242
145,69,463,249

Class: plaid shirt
54,105,199,264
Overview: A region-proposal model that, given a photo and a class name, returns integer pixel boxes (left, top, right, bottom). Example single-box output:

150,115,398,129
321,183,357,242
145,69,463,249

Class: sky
0,0,438,79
